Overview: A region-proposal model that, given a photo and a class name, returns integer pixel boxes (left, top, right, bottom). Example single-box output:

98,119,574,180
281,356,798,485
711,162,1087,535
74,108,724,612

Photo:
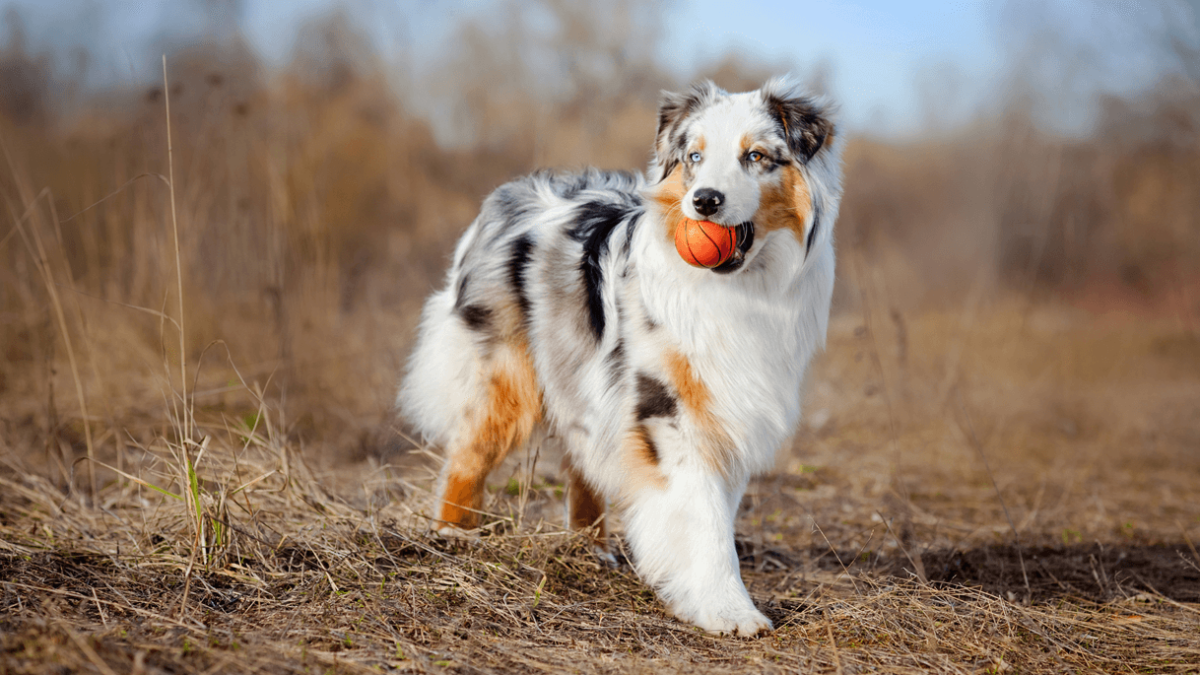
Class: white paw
679,603,773,637
593,545,619,568
432,524,479,541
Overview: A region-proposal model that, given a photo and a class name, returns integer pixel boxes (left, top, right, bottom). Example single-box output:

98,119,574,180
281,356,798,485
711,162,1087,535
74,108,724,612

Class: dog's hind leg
561,454,614,561
436,340,542,531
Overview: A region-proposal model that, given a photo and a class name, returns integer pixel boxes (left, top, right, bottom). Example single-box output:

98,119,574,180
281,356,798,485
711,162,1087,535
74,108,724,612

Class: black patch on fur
508,234,536,325
567,200,637,341
806,202,821,255
763,93,833,162
620,212,641,262
635,373,677,421
457,303,492,332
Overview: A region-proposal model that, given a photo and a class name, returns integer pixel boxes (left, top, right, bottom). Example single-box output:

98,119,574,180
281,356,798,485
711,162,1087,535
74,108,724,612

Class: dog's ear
761,77,834,163
654,81,720,182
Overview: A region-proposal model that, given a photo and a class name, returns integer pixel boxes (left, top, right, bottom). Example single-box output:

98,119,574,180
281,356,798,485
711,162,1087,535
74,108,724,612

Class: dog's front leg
623,468,771,636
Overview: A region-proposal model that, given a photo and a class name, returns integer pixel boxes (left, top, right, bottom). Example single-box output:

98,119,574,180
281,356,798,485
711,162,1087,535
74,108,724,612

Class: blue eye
748,151,764,162
689,152,702,163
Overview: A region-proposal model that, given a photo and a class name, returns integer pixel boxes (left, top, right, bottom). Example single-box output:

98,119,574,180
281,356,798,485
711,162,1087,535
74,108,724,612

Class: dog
399,77,842,636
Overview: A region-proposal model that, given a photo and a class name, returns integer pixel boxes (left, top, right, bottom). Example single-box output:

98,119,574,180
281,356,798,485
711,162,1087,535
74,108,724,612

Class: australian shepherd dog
400,78,842,635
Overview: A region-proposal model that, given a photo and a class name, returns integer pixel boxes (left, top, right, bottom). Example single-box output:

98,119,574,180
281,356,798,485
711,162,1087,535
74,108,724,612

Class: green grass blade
88,458,182,501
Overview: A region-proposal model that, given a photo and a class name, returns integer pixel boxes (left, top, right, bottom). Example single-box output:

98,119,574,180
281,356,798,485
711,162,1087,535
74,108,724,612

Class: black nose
692,188,724,218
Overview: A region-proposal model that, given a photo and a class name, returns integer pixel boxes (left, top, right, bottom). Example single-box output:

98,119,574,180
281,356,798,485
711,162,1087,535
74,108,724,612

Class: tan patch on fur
621,425,667,495
753,165,812,241
665,350,710,413
562,457,607,546
439,474,484,527
438,336,542,529
664,350,736,476
740,133,753,155
652,165,687,242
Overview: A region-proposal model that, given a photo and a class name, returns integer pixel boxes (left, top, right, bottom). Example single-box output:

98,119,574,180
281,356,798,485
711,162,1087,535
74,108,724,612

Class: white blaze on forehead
691,92,779,149
681,93,781,225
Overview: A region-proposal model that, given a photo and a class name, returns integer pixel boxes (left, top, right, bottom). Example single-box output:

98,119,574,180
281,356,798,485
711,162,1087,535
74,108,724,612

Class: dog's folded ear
654,80,721,182
761,77,834,163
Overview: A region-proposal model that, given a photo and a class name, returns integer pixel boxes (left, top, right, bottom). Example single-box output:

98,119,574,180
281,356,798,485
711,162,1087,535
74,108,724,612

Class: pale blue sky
661,0,1002,134
4,0,1196,136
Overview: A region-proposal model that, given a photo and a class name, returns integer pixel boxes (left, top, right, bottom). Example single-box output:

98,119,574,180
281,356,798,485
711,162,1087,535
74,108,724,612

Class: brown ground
3,299,1199,674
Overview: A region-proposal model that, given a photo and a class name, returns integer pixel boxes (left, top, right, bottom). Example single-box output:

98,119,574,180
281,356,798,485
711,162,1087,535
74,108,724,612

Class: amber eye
748,151,764,163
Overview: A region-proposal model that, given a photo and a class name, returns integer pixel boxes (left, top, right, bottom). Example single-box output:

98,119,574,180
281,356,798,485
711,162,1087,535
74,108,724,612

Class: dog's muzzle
711,221,755,274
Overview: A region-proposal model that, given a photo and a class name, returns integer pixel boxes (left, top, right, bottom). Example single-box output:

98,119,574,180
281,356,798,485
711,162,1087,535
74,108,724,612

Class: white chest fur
633,228,835,475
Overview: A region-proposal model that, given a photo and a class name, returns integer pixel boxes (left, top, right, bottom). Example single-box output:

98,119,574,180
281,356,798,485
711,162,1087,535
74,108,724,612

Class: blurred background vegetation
1,0,1197,474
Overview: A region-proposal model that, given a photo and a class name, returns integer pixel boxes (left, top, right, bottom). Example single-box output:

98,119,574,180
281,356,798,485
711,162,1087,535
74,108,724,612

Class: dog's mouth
711,221,754,275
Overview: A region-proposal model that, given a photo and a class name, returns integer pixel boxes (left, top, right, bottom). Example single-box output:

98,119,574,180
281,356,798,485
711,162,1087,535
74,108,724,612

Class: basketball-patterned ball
674,218,738,268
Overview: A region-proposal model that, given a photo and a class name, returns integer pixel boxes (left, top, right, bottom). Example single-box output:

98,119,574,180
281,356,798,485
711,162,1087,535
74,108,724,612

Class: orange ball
675,218,738,268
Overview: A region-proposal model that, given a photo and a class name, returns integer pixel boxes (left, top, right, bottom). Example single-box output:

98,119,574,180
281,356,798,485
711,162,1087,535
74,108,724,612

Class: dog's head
650,78,837,274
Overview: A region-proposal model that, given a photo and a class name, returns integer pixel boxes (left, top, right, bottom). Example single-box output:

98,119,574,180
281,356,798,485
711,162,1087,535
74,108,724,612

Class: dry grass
2,303,1199,674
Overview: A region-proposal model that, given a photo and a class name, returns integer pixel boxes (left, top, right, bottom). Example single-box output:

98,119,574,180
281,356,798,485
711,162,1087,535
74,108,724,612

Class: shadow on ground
738,540,1200,604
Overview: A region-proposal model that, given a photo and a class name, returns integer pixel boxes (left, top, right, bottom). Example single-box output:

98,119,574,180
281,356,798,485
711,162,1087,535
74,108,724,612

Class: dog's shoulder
481,168,645,215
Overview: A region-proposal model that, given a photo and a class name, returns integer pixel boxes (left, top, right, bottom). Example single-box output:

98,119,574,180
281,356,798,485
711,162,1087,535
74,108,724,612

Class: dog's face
652,79,834,273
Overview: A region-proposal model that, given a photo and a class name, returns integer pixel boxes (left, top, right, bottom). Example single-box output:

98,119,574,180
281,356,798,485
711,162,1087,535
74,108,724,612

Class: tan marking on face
739,133,753,155
664,350,736,476
753,164,812,241
437,335,542,530
562,456,607,547
653,164,687,242
695,135,706,153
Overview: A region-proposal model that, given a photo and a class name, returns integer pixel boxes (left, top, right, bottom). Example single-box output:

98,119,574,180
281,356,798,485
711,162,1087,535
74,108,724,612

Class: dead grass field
3,298,1199,674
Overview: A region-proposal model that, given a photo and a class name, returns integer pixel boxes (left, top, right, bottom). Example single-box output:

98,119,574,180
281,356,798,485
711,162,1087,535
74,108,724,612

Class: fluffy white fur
399,78,842,636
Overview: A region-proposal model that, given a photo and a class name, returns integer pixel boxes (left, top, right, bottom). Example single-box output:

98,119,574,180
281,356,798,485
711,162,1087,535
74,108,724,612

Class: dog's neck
629,209,830,356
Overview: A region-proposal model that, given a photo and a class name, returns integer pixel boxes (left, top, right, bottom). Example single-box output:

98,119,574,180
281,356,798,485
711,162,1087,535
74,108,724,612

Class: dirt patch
735,538,1200,604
